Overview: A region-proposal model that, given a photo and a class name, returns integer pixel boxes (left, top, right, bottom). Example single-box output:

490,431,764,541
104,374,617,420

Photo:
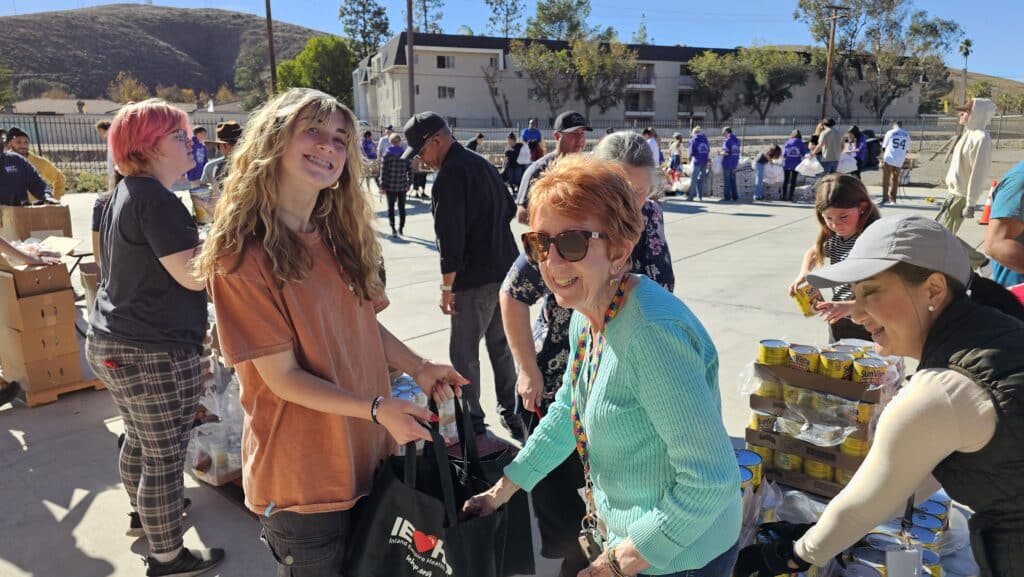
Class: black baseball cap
401,112,447,160
553,111,592,133
206,121,242,145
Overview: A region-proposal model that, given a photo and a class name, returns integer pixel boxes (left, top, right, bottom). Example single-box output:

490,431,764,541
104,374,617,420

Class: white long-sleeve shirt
795,368,997,565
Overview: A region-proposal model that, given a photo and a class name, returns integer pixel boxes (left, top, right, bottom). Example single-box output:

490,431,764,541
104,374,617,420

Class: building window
816,94,822,104
679,64,689,75
415,84,420,96
415,54,419,65
438,86,455,99
489,56,498,67
437,55,455,69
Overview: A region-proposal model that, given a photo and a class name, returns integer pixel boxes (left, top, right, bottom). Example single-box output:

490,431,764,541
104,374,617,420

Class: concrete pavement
0,174,996,576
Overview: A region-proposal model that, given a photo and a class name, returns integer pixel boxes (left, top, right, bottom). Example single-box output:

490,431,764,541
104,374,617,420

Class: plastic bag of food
796,156,824,177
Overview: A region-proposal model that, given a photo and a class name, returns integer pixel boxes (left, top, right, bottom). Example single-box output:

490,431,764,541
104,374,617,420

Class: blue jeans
639,543,739,577
821,160,839,174
722,168,738,200
754,162,766,198
690,163,707,200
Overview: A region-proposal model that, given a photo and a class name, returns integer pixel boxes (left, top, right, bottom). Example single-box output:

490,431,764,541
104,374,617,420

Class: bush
70,171,108,193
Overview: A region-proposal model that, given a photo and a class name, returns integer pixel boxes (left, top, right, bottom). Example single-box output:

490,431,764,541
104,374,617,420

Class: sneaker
880,198,889,206
500,414,527,444
963,206,976,219
145,547,224,577
0,382,20,407
128,498,192,538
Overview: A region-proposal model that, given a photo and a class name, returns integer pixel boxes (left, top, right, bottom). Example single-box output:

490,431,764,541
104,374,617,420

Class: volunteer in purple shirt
688,127,711,201
186,127,207,187
782,130,809,202
720,127,741,202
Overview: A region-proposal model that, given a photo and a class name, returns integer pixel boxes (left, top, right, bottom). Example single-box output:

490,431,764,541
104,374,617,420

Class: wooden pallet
21,378,106,407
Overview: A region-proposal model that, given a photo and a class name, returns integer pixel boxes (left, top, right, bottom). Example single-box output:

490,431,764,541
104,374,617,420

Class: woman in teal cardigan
464,155,741,577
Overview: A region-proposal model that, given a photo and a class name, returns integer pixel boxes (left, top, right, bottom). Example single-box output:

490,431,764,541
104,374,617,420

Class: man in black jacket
403,112,525,441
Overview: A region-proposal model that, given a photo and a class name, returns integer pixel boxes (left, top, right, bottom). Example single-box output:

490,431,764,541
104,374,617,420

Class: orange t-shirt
209,231,392,516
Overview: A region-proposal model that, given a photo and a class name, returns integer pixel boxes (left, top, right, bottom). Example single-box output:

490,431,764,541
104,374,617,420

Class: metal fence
4,112,1022,177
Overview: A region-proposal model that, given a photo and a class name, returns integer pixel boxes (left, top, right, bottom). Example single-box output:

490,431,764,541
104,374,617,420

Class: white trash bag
711,155,723,176
764,163,784,185
838,152,858,174
796,156,824,177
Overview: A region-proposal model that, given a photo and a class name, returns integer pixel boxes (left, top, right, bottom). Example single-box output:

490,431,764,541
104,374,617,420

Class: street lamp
265,0,278,94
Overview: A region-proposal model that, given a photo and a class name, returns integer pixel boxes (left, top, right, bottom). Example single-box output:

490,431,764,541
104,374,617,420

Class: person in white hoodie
939,98,995,233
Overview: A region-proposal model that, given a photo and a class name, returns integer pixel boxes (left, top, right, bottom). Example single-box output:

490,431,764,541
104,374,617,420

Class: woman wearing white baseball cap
737,215,1024,577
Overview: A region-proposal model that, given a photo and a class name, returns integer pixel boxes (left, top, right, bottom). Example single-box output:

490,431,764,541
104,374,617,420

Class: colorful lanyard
570,281,627,483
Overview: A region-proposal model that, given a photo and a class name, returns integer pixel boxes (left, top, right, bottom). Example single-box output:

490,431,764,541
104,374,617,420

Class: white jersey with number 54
882,128,910,168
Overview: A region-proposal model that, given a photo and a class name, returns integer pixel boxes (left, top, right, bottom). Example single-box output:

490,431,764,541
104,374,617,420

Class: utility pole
407,0,416,118
821,4,848,120
265,0,278,95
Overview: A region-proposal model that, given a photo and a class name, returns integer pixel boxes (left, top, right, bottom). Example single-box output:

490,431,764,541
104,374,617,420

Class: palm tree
959,38,973,104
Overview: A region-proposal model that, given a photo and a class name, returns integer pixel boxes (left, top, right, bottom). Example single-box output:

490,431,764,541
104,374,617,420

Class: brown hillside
1,4,327,98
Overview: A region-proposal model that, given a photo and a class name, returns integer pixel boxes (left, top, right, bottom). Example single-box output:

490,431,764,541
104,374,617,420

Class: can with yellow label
788,344,820,373
856,402,876,425
783,383,809,406
829,344,867,359
793,284,819,317
758,339,790,366
834,468,856,486
818,351,855,380
804,458,834,481
749,411,776,433
752,378,782,399
740,466,754,491
915,500,949,529
854,357,889,386
746,444,773,468
773,451,803,472
735,449,763,488
841,435,870,457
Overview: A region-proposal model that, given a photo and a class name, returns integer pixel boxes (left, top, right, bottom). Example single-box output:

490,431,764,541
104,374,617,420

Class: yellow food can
788,344,820,373
916,500,949,529
829,344,866,359
803,458,834,481
793,284,819,317
773,451,803,472
782,383,809,406
749,411,776,433
752,378,782,399
841,435,870,457
818,351,855,380
745,443,773,467
856,402,876,425
758,339,790,366
922,549,943,577
850,547,888,577
740,466,754,491
854,357,889,386
812,391,843,415
834,467,856,486
735,449,763,488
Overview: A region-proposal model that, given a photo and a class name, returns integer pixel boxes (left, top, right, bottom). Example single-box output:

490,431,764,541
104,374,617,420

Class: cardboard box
0,284,76,331
0,236,78,298
745,428,866,470
0,205,72,240
765,469,845,500
0,323,79,363
753,363,883,403
0,351,84,392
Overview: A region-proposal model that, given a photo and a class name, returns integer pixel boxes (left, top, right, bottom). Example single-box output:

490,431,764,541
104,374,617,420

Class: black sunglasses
521,230,609,264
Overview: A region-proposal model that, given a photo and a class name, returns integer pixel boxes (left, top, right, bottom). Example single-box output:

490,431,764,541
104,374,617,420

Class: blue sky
6,0,1021,81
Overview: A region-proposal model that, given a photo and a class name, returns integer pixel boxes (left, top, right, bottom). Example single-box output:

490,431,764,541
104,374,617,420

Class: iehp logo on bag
390,516,453,575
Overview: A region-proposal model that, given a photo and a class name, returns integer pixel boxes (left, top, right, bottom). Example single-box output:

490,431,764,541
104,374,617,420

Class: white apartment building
352,33,921,129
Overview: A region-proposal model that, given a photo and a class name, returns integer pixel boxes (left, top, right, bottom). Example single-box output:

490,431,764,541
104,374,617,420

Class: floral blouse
500,199,675,407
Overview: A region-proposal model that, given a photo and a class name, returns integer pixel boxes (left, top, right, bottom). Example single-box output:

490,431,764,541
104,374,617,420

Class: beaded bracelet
370,395,385,424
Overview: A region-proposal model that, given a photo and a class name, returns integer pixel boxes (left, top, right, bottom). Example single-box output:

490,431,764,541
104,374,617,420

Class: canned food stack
745,338,901,499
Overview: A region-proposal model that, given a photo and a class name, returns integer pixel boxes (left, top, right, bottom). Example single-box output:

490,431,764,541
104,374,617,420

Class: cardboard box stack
0,237,85,398
744,339,901,499
0,205,72,241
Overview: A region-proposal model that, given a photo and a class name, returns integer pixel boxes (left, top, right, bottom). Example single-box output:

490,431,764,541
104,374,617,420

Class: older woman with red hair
466,155,740,577
87,99,223,577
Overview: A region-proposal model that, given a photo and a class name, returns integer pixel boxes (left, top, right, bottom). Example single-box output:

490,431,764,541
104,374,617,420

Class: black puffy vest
917,296,1024,576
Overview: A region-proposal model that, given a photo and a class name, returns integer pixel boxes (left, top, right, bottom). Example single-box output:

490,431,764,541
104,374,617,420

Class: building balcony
625,108,655,118
678,76,697,90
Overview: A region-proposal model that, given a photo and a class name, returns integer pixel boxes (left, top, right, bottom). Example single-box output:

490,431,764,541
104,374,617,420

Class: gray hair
591,131,655,168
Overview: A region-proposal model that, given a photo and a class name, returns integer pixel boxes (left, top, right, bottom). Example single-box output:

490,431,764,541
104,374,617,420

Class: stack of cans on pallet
743,338,903,499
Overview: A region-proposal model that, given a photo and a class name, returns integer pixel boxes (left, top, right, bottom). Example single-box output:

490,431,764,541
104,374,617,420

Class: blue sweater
505,276,741,574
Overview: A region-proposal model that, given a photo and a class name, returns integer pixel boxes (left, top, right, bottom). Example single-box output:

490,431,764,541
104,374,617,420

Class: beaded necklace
570,277,627,539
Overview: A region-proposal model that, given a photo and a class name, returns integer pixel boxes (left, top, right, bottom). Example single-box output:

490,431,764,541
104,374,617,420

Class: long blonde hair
196,88,383,300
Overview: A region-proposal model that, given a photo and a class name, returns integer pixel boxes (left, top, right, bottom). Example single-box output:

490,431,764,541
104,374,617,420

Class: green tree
906,12,962,113
17,78,70,100
413,0,445,33
215,84,238,104
108,72,150,103
688,50,745,121
995,93,1017,114
967,80,994,99
235,44,271,110
738,47,808,120
571,36,638,119
631,14,650,44
0,62,14,109
526,0,591,41
484,0,525,37
509,40,575,121
338,0,391,60
795,0,873,118
958,38,973,103
276,36,357,104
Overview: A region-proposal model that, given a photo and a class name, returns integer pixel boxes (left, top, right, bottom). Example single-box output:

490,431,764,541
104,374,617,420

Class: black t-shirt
91,192,111,232
0,151,47,206
90,176,207,351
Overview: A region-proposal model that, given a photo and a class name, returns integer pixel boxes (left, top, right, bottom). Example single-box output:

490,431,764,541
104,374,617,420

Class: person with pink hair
87,99,224,577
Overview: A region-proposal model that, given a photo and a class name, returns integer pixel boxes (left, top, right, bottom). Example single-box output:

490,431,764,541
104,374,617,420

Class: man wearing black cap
199,121,243,192
0,129,47,206
403,111,524,440
515,110,592,224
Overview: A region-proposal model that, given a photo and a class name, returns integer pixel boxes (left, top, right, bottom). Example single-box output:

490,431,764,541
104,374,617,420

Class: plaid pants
86,334,202,554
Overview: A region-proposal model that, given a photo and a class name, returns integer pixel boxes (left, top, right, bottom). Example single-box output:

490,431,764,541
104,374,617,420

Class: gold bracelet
606,545,627,577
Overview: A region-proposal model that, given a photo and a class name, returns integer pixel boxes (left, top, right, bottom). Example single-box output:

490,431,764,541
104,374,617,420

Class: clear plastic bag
796,156,824,177
838,152,858,174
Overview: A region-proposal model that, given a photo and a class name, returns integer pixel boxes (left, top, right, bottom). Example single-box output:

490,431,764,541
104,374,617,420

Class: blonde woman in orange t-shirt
196,88,467,577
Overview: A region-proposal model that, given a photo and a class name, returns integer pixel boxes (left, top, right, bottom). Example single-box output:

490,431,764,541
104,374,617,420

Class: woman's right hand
789,274,807,296
376,397,435,445
517,363,545,413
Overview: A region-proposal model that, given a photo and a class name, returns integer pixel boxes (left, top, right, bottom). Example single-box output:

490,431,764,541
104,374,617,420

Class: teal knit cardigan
504,276,741,575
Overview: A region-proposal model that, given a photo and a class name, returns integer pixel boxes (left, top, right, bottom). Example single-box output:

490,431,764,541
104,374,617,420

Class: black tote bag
346,413,512,577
